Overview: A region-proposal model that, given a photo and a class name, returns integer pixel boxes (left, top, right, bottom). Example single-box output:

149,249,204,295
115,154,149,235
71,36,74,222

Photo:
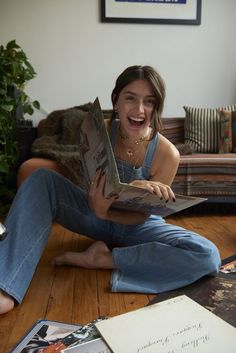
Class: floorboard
1,214,236,352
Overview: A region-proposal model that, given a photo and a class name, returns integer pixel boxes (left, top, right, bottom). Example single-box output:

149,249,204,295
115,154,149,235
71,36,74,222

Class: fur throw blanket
31,103,112,187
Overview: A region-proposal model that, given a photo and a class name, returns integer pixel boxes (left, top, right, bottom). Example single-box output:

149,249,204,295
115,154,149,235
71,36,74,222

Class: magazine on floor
78,97,206,217
11,318,106,353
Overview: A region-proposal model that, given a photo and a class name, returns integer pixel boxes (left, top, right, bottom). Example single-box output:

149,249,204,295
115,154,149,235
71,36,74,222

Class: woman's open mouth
128,116,145,127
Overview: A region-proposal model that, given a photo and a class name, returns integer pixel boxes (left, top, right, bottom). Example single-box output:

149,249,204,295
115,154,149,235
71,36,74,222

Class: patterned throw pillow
219,110,236,153
184,104,236,153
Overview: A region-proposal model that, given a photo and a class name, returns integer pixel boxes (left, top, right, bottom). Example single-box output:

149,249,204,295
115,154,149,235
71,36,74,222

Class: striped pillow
184,104,236,152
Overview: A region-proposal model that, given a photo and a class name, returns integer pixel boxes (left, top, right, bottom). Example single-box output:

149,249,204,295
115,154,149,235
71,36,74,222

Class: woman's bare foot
52,241,115,269
0,289,15,314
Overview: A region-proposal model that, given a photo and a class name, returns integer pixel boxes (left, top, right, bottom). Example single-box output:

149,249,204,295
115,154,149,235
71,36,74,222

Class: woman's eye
145,99,155,107
126,96,134,101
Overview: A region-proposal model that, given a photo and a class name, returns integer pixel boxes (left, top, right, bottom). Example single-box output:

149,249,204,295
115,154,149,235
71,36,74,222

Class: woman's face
115,79,155,139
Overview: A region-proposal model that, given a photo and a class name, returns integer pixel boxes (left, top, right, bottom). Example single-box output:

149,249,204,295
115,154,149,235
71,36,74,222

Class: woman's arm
130,134,180,201
151,134,180,185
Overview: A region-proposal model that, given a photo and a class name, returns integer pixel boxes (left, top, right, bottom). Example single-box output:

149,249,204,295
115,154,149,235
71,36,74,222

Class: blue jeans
0,169,221,303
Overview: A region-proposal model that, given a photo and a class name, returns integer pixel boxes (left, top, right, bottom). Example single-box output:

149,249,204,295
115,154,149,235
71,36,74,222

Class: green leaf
0,104,14,112
32,100,40,109
6,39,20,50
23,105,34,115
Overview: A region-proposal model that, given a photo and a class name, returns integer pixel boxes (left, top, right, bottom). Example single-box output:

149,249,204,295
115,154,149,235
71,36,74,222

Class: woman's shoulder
156,133,180,159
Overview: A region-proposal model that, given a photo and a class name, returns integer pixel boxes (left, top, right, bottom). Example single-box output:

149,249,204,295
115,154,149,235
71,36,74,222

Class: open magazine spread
79,98,206,217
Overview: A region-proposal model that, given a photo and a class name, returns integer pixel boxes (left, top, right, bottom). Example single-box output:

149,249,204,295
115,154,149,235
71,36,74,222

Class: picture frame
101,0,202,25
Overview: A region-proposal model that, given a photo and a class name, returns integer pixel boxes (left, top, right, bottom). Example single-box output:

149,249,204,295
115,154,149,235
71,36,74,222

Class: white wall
1,0,236,125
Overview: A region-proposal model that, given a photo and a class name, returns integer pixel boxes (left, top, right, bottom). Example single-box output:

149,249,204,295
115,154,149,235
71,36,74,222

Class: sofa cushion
172,154,236,202
183,104,236,153
219,110,236,153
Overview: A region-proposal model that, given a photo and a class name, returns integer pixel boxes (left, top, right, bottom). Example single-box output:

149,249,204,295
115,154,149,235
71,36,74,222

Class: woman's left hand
129,180,176,202
88,170,118,219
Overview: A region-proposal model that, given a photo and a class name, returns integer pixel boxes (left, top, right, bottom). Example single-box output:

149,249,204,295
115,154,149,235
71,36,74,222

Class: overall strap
142,133,159,170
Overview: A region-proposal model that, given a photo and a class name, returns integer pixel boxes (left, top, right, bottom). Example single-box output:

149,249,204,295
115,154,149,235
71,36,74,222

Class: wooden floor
1,213,236,352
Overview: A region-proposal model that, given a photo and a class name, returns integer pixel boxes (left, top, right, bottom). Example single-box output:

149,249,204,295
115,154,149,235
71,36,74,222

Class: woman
0,65,220,314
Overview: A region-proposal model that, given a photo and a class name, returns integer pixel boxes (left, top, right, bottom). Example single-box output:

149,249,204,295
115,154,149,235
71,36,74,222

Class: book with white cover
95,295,236,353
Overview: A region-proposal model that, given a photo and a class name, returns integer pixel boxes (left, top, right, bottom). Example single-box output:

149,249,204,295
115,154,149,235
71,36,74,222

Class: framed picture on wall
101,0,202,25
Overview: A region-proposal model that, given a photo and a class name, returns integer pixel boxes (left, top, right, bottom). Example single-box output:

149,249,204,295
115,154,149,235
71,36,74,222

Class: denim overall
0,120,220,303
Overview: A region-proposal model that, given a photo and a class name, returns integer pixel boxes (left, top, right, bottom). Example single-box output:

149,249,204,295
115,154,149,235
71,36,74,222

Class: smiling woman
0,65,220,315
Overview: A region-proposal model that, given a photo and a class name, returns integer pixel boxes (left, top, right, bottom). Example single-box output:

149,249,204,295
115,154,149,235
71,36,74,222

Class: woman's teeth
128,117,144,126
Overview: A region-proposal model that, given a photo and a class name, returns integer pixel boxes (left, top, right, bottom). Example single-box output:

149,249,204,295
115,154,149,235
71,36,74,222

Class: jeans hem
110,270,121,292
0,283,21,304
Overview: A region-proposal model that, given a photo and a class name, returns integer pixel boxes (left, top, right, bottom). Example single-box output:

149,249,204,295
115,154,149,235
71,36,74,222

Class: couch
17,106,236,211
162,117,236,206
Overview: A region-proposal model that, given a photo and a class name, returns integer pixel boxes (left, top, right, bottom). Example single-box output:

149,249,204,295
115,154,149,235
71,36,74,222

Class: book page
80,99,121,195
112,186,206,216
95,295,236,353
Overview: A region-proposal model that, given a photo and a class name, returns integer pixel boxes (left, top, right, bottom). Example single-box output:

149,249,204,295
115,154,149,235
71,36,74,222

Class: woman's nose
136,100,145,113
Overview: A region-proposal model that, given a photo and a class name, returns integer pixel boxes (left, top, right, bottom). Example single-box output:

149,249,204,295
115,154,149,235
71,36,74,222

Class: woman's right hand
88,170,118,220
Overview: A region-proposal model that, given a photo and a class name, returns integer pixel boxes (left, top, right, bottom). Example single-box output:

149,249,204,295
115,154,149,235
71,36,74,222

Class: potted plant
0,39,40,214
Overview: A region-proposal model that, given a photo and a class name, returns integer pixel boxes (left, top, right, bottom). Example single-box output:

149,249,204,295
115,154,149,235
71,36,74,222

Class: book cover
95,295,236,353
79,98,206,217
11,318,106,353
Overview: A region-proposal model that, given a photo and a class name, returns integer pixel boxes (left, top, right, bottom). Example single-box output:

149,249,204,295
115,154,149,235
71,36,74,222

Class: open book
79,98,206,217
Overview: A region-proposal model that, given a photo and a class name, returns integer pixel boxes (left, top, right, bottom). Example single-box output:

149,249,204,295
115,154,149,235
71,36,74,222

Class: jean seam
7,223,51,298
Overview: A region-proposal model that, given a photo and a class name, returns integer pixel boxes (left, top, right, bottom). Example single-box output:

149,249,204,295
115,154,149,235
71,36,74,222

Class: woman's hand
129,180,176,202
88,170,118,220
